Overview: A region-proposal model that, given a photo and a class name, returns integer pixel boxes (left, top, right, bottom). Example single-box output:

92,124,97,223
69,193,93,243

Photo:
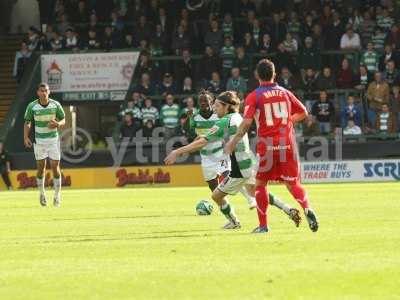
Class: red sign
16,172,71,189
116,168,170,187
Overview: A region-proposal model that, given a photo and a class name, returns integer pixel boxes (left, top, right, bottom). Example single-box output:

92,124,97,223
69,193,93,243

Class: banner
41,52,139,93
5,165,205,190
301,159,400,183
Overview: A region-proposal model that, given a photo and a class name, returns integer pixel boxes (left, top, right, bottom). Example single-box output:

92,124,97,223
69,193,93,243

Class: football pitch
0,183,399,299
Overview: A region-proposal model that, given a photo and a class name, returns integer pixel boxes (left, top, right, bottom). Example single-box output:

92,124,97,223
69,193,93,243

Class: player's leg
268,191,301,227
49,142,62,207
285,180,318,232
212,177,242,229
206,178,218,191
36,159,47,206
252,178,269,233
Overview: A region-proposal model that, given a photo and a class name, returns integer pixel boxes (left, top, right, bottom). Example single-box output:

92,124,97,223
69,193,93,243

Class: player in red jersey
225,59,319,233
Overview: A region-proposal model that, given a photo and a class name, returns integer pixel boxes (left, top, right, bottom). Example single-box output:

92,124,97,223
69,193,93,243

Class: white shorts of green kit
217,165,257,195
33,143,61,161
201,155,230,181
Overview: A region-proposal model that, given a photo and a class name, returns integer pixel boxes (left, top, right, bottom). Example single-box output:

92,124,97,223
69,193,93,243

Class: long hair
216,91,240,113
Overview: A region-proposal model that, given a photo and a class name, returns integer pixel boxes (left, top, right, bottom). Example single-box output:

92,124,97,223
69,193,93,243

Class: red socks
255,185,269,227
286,181,309,209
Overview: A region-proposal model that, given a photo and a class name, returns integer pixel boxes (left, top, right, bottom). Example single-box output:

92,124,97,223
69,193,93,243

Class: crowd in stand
13,0,400,141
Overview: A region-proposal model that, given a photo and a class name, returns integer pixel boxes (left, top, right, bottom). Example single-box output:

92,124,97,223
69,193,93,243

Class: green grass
0,183,399,299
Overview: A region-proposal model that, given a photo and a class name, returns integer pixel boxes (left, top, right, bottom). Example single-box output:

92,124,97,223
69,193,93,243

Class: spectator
336,58,354,89
390,85,400,129
222,13,234,38
226,67,247,94
220,36,235,79
302,114,320,137
287,12,302,40
102,26,120,51
250,19,263,46
243,32,257,54
376,103,396,133
0,143,12,190
277,67,298,90
359,11,376,47
171,25,190,55
385,24,400,50
371,26,387,52
152,24,167,53
204,19,223,54
135,15,152,43
311,23,324,50
181,77,195,95
175,49,195,84
259,33,272,55
282,32,298,53
120,113,140,141
71,0,89,24
159,73,178,96
383,60,400,87
274,43,296,74
311,90,335,134
302,14,315,39
84,29,101,50
143,120,156,138
233,46,251,79
298,37,321,77
316,67,336,91
13,42,32,82
160,94,180,140
87,13,100,34
181,97,198,116
354,65,372,91
119,99,142,122
155,7,169,33
207,71,224,95
343,119,362,135
324,12,344,50
361,42,379,74
27,27,40,51
341,95,362,128
340,25,361,50
376,8,394,32
269,12,286,46
367,71,390,126
379,44,400,71
64,28,80,51
110,10,124,32
347,8,363,33
134,52,157,81
57,14,71,35
141,98,159,125
301,68,318,110
136,73,156,96
198,46,221,81
49,31,64,52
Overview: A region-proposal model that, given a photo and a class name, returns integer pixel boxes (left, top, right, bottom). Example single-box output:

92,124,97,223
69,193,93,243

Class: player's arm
49,103,66,129
288,91,308,124
224,92,256,154
224,118,252,155
164,137,208,165
23,121,33,148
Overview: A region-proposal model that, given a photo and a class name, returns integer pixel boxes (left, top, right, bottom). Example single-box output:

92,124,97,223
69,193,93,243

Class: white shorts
201,155,230,182
34,142,61,161
217,175,255,195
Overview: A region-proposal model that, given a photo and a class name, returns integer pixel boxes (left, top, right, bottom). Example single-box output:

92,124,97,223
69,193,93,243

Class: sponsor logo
16,172,71,189
363,162,400,180
46,60,63,90
115,168,170,187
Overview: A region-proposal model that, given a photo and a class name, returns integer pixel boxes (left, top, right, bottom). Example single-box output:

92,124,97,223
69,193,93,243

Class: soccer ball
196,200,213,215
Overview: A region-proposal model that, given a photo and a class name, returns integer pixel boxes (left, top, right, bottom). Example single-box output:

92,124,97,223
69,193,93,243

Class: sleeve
243,92,256,119
287,90,307,115
24,103,34,122
204,119,226,142
55,102,65,120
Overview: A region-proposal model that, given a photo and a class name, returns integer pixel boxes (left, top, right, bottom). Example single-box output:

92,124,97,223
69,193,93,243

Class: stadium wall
1,159,400,190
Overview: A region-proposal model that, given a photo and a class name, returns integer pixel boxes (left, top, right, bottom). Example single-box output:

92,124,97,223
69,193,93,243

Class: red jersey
244,82,306,148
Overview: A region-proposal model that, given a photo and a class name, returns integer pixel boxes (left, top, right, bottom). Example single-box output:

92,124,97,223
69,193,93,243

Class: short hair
256,59,275,81
216,91,240,113
38,82,49,90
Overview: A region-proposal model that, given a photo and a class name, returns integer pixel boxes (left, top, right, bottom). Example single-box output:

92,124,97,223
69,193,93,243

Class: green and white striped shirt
119,106,142,120
160,104,180,128
141,106,159,123
191,112,222,158
361,51,379,72
24,98,65,145
204,112,255,178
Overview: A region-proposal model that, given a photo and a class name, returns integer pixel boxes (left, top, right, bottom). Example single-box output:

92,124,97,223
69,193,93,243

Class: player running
165,91,301,229
225,59,319,233
23,83,66,207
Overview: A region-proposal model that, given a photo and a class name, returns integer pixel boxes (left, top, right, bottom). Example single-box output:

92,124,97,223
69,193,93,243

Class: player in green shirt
165,91,301,230
24,83,65,207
